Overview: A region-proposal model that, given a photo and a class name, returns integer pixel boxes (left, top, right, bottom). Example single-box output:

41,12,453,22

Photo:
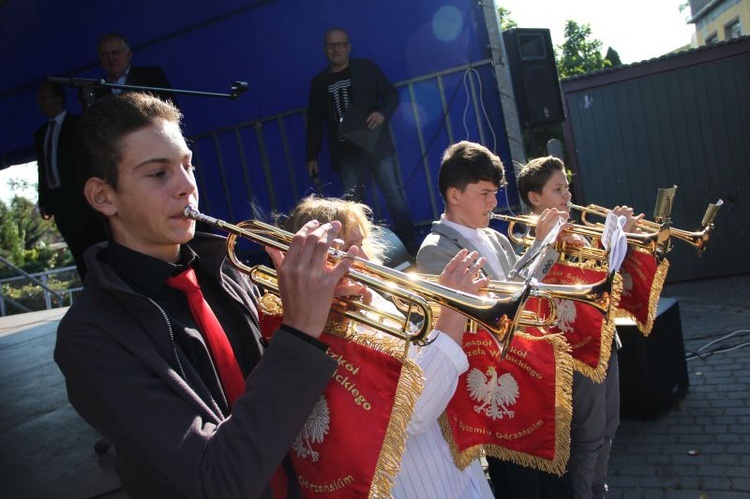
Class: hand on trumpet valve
434,250,490,341
266,220,359,338
333,278,373,306
537,208,584,246
325,277,373,327
612,205,644,233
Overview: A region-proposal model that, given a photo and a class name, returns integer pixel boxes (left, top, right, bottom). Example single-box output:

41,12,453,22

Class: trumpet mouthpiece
182,205,199,218
182,206,221,228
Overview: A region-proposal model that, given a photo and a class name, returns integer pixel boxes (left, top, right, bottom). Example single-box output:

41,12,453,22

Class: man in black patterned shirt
305,27,418,256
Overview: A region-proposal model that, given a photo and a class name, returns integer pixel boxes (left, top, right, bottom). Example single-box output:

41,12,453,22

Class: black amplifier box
617,297,690,420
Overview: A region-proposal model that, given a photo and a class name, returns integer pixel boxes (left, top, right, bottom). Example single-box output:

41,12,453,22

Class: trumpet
184,207,530,354
568,199,723,256
487,272,614,320
416,272,614,328
490,212,669,260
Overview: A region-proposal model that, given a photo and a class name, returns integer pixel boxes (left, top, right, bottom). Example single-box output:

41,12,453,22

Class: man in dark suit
35,81,107,280
80,32,175,108
306,27,418,256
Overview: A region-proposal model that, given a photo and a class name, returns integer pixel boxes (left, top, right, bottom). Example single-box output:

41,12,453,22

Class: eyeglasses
325,41,350,49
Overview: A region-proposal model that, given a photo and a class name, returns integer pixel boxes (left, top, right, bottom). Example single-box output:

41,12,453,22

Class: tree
557,20,610,79
0,194,72,277
497,6,517,31
605,47,622,67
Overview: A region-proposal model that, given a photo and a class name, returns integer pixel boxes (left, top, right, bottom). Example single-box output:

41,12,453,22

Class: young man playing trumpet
54,92,491,498
55,92,352,498
416,141,570,498
517,155,641,499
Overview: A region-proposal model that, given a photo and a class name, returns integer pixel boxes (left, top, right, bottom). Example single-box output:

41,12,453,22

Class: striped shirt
369,295,494,498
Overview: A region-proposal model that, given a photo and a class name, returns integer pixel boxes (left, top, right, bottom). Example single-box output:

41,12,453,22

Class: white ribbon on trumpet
601,212,628,273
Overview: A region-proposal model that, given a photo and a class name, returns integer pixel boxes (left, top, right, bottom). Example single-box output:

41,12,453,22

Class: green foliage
557,20,611,79
7,177,34,192
1,274,77,314
497,6,517,31
605,47,622,67
0,194,73,278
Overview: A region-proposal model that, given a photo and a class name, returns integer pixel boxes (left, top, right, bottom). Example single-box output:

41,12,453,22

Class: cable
458,67,520,219
461,67,498,153
685,328,750,361
400,62,516,222
400,67,465,190
686,341,750,361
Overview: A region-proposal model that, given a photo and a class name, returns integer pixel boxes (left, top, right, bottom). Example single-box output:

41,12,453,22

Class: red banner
616,248,670,336
290,330,422,498
257,296,422,498
441,330,573,476
526,263,622,382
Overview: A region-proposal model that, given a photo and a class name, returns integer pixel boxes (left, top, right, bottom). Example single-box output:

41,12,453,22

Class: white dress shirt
44,110,66,189
440,217,507,280
367,294,494,498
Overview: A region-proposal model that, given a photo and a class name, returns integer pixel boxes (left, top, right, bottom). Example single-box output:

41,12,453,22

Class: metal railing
188,59,505,227
0,259,82,316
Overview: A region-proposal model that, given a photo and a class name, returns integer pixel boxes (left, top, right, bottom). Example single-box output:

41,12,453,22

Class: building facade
689,0,750,45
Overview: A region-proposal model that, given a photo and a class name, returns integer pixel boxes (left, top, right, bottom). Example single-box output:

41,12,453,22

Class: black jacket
34,112,81,218
80,65,176,107
306,58,399,168
55,233,337,498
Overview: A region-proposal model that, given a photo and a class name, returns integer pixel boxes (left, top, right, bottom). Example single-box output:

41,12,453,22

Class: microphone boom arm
46,76,248,100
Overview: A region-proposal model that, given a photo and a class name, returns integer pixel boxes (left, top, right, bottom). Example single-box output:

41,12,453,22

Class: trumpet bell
569,197,722,256
701,199,723,228
487,272,614,326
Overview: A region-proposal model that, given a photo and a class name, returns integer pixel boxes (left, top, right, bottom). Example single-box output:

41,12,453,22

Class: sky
496,0,695,64
0,162,38,204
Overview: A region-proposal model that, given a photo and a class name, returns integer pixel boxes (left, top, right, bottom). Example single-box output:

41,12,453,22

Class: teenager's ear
527,190,542,210
84,177,116,217
446,186,460,205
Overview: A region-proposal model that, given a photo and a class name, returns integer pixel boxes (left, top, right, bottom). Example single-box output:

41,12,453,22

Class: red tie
166,267,289,497
167,267,245,406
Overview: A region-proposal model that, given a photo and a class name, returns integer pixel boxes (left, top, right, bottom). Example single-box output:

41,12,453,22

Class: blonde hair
283,195,387,263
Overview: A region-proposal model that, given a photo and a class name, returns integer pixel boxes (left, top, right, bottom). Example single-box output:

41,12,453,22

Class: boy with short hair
518,155,638,499
417,141,562,278
417,141,569,498
55,92,354,498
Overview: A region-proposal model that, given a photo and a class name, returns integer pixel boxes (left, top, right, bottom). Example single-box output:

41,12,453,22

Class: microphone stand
47,76,249,106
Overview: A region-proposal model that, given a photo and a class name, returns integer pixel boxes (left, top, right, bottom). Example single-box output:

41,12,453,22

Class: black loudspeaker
501,28,565,127
616,298,690,420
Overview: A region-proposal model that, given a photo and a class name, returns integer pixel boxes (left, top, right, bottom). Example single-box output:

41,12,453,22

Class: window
706,32,719,45
724,18,742,40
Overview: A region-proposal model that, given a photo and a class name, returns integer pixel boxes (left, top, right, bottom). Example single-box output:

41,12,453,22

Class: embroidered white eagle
466,366,519,420
292,395,330,462
554,298,578,333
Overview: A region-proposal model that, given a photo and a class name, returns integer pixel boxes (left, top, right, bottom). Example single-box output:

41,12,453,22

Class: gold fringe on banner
439,331,575,476
324,322,425,499
572,272,623,382
615,256,670,336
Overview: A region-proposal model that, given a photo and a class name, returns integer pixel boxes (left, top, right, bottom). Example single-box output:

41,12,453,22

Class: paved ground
1,273,748,498
607,273,750,499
